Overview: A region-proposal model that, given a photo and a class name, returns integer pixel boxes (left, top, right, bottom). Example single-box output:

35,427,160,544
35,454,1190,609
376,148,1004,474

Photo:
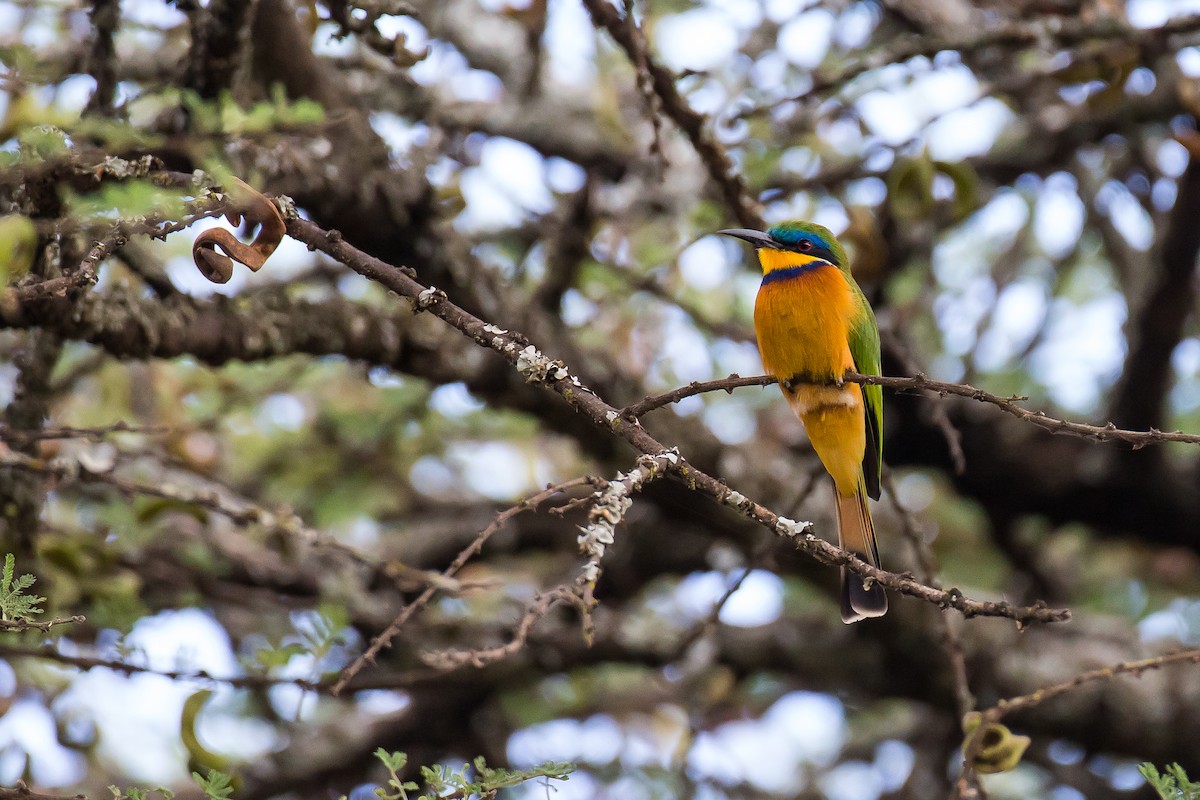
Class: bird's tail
835,478,888,623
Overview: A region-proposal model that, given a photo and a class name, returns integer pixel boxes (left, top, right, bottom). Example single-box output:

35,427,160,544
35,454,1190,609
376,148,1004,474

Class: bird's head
719,221,848,277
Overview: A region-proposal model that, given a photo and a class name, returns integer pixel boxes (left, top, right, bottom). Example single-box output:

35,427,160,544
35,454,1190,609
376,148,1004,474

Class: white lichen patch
416,286,446,309
514,344,570,384
482,324,508,335
577,451,679,585
774,515,813,538
723,489,748,509
273,194,298,220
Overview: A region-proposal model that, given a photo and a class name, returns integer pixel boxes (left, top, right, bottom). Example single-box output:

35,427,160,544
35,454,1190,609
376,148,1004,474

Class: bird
719,221,887,623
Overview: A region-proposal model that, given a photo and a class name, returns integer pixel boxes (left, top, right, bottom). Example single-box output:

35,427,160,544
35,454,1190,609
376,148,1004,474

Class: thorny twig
622,0,668,167
332,477,598,694
422,451,681,670
0,616,85,633
622,372,1200,449
0,447,451,598
419,586,584,670
0,421,169,442
0,641,383,693
739,14,1200,119
979,648,1200,723
579,0,763,229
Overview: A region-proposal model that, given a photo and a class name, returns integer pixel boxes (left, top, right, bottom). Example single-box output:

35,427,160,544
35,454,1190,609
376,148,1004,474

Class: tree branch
579,0,763,229
623,371,1200,448
281,212,1069,627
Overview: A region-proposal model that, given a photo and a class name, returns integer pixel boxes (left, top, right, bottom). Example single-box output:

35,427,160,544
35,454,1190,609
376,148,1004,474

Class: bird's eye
797,240,813,251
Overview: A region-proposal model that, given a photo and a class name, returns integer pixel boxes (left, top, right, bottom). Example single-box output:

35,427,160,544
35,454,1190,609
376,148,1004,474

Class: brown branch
886,334,968,475
622,0,667,166
0,448,432,595
886,473,978,798
0,642,338,692
282,212,1069,627
418,585,584,670
0,421,169,443
332,477,599,694
82,0,121,116
0,783,88,800
0,615,85,633
980,648,1200,722
886,473,973,718
579,0,763,228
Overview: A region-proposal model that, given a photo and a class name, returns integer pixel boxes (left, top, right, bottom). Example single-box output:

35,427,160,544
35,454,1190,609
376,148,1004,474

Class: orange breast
754,262,865,494
753,263,856,382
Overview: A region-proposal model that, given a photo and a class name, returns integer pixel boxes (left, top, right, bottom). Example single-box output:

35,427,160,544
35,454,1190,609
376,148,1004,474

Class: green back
847,279,883,500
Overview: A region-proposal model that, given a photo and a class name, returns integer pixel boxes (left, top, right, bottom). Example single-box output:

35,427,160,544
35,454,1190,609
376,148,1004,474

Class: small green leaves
370,748,573,800
170,87,325,137
1140,763,1200,800
0,553,46,623
192,770,235,800
109,785,175,800
374,748,419,800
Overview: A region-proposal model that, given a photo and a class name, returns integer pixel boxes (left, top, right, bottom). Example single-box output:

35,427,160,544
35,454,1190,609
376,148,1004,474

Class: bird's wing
847,284,883,500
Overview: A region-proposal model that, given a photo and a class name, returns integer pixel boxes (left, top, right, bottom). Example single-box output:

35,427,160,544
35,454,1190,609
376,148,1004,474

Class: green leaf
1141,762,1200,799
191,770,235,800
0,553,46,622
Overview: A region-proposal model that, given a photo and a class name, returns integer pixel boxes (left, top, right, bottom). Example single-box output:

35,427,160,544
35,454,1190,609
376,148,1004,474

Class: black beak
718,228,775,249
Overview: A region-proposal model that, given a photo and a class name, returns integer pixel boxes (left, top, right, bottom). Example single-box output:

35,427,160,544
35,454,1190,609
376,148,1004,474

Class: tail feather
834,481,888,623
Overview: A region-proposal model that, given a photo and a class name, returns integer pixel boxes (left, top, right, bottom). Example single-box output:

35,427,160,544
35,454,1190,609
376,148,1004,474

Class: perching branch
623,372,1200,448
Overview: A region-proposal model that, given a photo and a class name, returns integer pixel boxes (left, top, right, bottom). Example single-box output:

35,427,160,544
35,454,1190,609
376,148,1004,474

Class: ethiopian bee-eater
720,222,887,623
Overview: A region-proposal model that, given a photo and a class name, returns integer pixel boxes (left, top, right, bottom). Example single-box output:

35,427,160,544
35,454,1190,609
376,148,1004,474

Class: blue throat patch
761,261,830,285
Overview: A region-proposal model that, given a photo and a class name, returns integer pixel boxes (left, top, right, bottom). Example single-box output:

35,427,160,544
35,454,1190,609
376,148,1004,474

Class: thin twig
0,615,85,633
622,0,668,167
419,585,584,670
980,648,1200,723
885,473,973,717
579,0,762,228
332,477,596,694
0,421,169,442
622,371,1200,448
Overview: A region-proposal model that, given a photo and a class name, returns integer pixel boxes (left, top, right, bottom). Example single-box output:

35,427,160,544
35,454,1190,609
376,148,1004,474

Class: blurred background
2,0,1200,798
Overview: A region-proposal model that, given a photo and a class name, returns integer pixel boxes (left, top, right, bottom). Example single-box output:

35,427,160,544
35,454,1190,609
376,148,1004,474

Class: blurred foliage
1141,763,1200,800
369,748,573,800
